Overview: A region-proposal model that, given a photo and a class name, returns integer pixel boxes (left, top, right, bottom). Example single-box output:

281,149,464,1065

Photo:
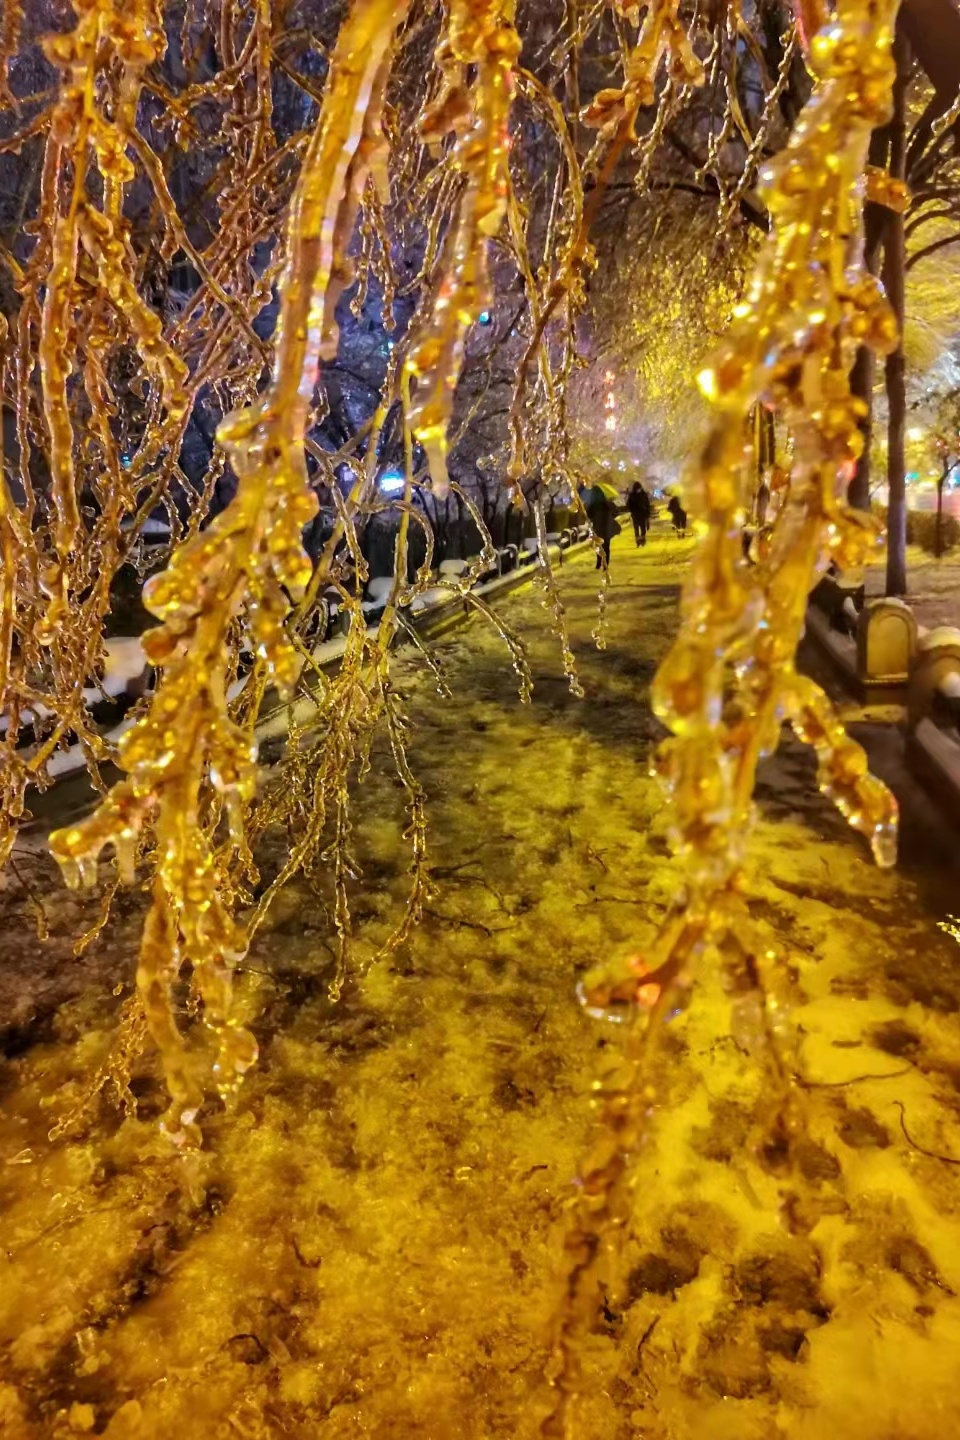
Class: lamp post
604,368,616,433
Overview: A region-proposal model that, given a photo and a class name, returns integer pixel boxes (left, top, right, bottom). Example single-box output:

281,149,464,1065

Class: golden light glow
0,2,912,1429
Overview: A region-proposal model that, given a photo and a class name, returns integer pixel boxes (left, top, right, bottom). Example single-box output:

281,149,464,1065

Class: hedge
872,503,959,556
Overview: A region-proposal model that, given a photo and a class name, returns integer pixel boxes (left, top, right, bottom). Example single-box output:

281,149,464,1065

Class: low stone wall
807,574,960,829
805,583,916,706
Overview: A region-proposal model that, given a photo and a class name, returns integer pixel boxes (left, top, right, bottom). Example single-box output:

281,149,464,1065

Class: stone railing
906,627,960,829
805,577,916,706
806,577,960,827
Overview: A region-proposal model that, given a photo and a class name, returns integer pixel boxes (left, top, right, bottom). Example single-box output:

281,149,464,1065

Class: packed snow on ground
1,527,959,1440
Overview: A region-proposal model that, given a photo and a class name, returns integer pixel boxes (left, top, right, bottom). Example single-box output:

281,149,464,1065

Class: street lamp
603,368,616,433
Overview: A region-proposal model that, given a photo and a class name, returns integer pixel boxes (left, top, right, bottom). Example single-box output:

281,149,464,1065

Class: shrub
872,502,959,555
910,508,960,555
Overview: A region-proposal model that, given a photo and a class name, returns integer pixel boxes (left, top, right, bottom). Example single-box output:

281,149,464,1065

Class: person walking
579,481,621,568
666,494,687,537
626,481,651,547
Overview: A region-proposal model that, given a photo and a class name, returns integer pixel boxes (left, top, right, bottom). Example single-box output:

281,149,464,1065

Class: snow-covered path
2,525,960,1439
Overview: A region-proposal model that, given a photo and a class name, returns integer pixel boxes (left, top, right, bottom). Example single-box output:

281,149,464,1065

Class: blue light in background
379,470,405,495
477,310,492,326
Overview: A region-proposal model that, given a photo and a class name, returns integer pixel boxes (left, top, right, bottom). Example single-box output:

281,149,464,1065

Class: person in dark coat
580,483,620,568
666,494,687,537
626,481,651,547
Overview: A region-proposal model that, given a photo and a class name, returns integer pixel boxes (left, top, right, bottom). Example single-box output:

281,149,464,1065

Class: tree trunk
454,489,465,558
885,26,910,598
763,405,775,468
849,346,876,511
937,476,945,559
900,0,960,105
849,128,892,511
